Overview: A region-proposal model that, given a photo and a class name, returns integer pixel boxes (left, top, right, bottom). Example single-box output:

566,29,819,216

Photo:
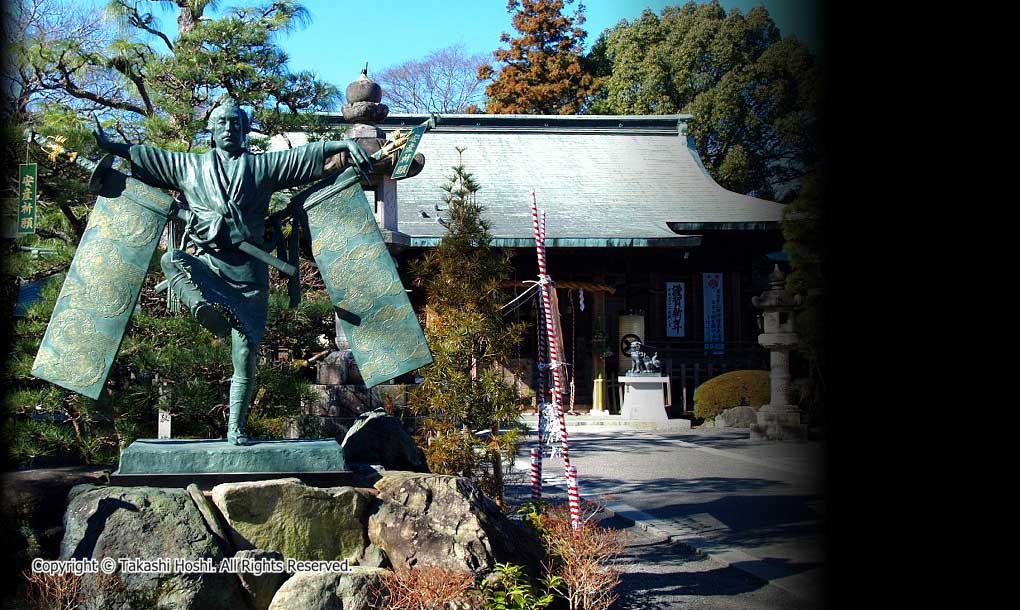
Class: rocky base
341,409,428,472
716,405,758,428
53,471,542,610
1,466,110,571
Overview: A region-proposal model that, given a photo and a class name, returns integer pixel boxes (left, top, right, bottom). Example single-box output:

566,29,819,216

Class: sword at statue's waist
168,207,298,278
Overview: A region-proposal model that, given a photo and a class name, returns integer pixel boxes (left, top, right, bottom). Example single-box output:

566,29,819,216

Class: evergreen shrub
693,370,770,421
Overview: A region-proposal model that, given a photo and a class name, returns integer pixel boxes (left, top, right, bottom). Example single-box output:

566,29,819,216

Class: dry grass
538,501,627,610
375,565,479,610
22,570,125,610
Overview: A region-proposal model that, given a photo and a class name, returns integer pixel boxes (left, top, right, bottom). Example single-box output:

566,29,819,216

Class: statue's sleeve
129,145,190,191
261,141,326,190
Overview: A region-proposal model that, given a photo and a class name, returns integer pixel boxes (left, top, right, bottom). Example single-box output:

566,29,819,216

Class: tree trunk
176,1,204,35
58,202,86,241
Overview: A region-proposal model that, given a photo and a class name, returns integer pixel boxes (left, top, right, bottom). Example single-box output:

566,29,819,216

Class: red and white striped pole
532,218,548,491
566,465,581,530
530,193,571,470
569,379,576,416
543,213,571,466
530,447,542,500
542,211,571,466
540,211,552,419
535,279,548,445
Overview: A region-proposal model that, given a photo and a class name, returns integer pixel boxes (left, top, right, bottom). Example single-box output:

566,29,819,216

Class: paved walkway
508,424,827,608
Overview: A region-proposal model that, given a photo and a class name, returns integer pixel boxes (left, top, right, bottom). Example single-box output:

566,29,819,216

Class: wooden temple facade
280,113,785,414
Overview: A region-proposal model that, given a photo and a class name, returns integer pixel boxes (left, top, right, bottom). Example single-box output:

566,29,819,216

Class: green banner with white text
18,163,37,235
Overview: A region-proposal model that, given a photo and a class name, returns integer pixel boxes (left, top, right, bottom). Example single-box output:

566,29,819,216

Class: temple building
277,112,785,415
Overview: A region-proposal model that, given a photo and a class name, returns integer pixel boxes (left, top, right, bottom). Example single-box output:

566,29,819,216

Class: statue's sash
32,168,172,399
301,168,432,388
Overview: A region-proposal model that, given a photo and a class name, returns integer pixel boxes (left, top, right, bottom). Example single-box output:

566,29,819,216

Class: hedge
693,370,770,421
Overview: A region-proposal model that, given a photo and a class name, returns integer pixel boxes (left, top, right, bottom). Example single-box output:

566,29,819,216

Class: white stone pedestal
618,376,670,422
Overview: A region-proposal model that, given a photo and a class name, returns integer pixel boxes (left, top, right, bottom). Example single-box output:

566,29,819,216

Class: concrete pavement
508,424,827,608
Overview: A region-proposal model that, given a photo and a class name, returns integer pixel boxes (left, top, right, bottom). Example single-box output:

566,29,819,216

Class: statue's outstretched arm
93,117,131,160
322,139,372,175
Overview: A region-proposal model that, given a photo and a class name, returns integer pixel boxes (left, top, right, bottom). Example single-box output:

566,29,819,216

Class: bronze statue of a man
94,99,371,445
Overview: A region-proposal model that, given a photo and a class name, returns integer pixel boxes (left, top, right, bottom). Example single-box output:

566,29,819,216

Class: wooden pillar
591,282,607,413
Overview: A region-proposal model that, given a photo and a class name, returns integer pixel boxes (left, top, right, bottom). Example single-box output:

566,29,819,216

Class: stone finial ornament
337,66,425,179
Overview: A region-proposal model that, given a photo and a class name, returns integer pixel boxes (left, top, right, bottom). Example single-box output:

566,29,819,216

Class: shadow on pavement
579,475,782,496
729,557,823,582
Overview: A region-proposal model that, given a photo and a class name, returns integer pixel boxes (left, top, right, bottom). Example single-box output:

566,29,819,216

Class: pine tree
478,0,598,114
408,151,525,507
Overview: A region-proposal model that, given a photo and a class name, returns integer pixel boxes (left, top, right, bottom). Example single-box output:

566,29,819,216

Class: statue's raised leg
160,250,231,338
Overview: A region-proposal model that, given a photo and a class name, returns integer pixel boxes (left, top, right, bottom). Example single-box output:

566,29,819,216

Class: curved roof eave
279,113,786,240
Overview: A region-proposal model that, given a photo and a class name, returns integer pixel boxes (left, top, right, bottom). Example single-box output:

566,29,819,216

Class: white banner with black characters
665,282,686,337
702,273,724,354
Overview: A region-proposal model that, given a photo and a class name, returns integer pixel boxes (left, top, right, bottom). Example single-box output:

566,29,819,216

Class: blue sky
102,0,823,92
283,0,823,87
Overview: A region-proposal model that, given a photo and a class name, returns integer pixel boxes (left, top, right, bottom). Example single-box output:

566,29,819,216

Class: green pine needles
409,153,527,507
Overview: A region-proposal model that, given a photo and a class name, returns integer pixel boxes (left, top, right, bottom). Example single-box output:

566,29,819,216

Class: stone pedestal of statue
618,375,670,422
111,438,351,488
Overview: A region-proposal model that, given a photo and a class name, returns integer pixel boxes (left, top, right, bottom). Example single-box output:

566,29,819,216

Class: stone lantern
337,65,425,242
750,265,807,441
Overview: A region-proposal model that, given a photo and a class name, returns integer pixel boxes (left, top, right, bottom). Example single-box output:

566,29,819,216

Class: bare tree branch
111,0,175,52
377,44,489,114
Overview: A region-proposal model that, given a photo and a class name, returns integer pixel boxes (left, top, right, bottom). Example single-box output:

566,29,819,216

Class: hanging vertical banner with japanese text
665,281,686,337
391,123,428,179
702,273,724,355
18,163,37,235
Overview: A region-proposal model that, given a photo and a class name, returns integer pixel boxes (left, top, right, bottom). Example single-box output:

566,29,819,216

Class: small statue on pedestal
626,340,661,375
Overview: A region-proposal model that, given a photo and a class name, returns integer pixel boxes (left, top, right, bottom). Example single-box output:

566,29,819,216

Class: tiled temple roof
276,113,784,247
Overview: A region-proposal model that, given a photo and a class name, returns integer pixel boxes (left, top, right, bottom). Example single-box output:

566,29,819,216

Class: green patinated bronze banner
32,169,173,399
302,167,432,387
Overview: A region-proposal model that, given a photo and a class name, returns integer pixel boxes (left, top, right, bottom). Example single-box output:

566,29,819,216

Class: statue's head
208,99,250,154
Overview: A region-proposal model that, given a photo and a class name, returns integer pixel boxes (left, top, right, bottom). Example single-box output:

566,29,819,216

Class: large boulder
267,567,387,610
211,478,372,562
367,472,544,576
1,466,109,567
233,549,290,610
341,409,428,472
716,405,758,428
60,484,246,610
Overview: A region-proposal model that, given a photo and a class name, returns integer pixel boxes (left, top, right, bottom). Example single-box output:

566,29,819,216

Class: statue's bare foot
194,303,231,338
